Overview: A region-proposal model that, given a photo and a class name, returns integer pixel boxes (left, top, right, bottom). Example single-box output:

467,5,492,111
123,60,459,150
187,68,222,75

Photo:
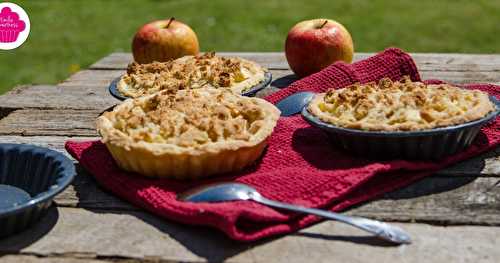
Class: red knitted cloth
65,48,500,242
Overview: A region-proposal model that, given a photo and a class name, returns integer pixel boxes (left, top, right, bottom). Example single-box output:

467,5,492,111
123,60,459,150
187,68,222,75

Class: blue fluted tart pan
0,144,76,237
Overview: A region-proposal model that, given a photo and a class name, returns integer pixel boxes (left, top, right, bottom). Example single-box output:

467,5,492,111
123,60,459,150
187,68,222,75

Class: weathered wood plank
0,85,118,110
89,52,290,70
0,207,499,263
58,68,293,88
419,70,500,85
0,67,496,113
352,176,500,225
90,52,500,72
55,171,500,226
58,67,500,93
0,109,99,136
55,173,500,225
2,68,493,115
0,136,95,160
0,70,291,111
58,69,123,88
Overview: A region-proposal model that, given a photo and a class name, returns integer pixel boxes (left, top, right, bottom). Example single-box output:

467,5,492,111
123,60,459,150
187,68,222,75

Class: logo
0,2,30,50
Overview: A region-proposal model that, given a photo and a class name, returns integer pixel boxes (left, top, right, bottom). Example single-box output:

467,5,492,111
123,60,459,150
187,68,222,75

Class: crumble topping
102,88,272,147
308,76,495,131
118,52,266,98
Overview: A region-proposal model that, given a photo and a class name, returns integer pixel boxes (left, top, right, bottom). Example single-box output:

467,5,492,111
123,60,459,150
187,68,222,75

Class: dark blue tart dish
0,144,76,237
301,96,500,160
109,71,272,100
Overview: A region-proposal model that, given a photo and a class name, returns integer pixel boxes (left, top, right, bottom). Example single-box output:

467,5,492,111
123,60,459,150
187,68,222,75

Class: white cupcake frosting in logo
0,2,30,50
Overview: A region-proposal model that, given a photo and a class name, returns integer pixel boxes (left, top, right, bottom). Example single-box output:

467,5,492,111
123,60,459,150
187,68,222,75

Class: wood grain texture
1,207,499,263
57,69,293,88
59,69,123,87
0,85,118,110
0,69,291,110
352,176,500,225
55,171,500,225
0,109,100,136
89,52,500,72
0,68,497,114
54,173,500,225
0,136,95,159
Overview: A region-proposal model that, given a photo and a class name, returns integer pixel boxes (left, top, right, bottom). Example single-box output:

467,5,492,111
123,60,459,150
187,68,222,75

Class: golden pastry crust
117,52,266,98
96,88,280,179
308,76,495,131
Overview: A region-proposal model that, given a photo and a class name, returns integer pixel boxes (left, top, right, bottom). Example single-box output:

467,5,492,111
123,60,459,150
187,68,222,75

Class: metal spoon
178,183,411,244
275,91,315,116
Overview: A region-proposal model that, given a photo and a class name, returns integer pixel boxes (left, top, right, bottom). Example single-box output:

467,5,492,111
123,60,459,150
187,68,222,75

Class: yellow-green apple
132,18,199,64
285,19,354,77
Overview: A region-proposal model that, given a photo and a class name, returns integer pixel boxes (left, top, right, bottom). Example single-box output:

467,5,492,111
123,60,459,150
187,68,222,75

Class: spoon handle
252,195,411,244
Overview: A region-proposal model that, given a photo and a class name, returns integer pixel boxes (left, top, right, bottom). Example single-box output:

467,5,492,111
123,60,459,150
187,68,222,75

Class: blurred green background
1,0,499,94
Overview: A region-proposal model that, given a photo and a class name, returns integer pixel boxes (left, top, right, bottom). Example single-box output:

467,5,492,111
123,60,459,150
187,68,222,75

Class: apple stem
319,20,328,29
166,17,175,28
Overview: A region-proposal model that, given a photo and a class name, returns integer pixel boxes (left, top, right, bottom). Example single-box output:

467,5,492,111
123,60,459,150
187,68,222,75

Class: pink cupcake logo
0,2,30,50
0,7,25,43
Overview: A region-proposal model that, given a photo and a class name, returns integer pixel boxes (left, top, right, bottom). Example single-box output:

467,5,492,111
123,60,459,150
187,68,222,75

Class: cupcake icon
0,7,26,43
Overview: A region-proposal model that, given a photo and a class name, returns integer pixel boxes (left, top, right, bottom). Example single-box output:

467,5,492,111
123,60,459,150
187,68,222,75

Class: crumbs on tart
117,52,266,98
98,88,280,150
96,88,280,179
308,76,495,131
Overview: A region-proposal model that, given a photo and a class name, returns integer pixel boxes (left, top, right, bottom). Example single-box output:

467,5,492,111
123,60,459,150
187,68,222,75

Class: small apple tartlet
117,52,267,98
308,77,495,131
96,88,280,179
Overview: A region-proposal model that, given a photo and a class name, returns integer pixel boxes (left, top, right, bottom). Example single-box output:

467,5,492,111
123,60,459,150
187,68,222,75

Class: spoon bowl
275,91,315,116
178,183,255,202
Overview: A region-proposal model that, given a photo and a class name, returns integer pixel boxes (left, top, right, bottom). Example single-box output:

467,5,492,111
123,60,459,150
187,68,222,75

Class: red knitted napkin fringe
65,48,499,242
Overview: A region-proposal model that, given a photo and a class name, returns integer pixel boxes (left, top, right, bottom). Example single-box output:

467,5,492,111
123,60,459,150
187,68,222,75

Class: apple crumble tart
96,88,280,179
308,76,495,131
117,52,267,98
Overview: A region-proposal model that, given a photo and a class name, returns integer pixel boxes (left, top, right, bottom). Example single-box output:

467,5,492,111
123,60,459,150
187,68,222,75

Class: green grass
1,0,499,94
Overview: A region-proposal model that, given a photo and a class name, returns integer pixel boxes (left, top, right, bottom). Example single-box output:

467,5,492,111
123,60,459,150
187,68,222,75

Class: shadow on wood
381,176,477,200
292,232,399,247
0,206,59,254
89,208,255,262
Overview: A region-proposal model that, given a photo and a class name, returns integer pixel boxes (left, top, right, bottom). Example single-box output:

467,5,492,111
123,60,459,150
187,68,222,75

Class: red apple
285,19,354,77
132,18,199,64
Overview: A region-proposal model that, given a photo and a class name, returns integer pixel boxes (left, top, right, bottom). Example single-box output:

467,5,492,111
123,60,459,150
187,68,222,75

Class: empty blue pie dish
302,96,500,160
0,144,76,237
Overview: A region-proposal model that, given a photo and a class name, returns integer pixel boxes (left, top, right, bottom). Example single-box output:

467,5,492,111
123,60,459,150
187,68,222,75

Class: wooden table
0,52,499,263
